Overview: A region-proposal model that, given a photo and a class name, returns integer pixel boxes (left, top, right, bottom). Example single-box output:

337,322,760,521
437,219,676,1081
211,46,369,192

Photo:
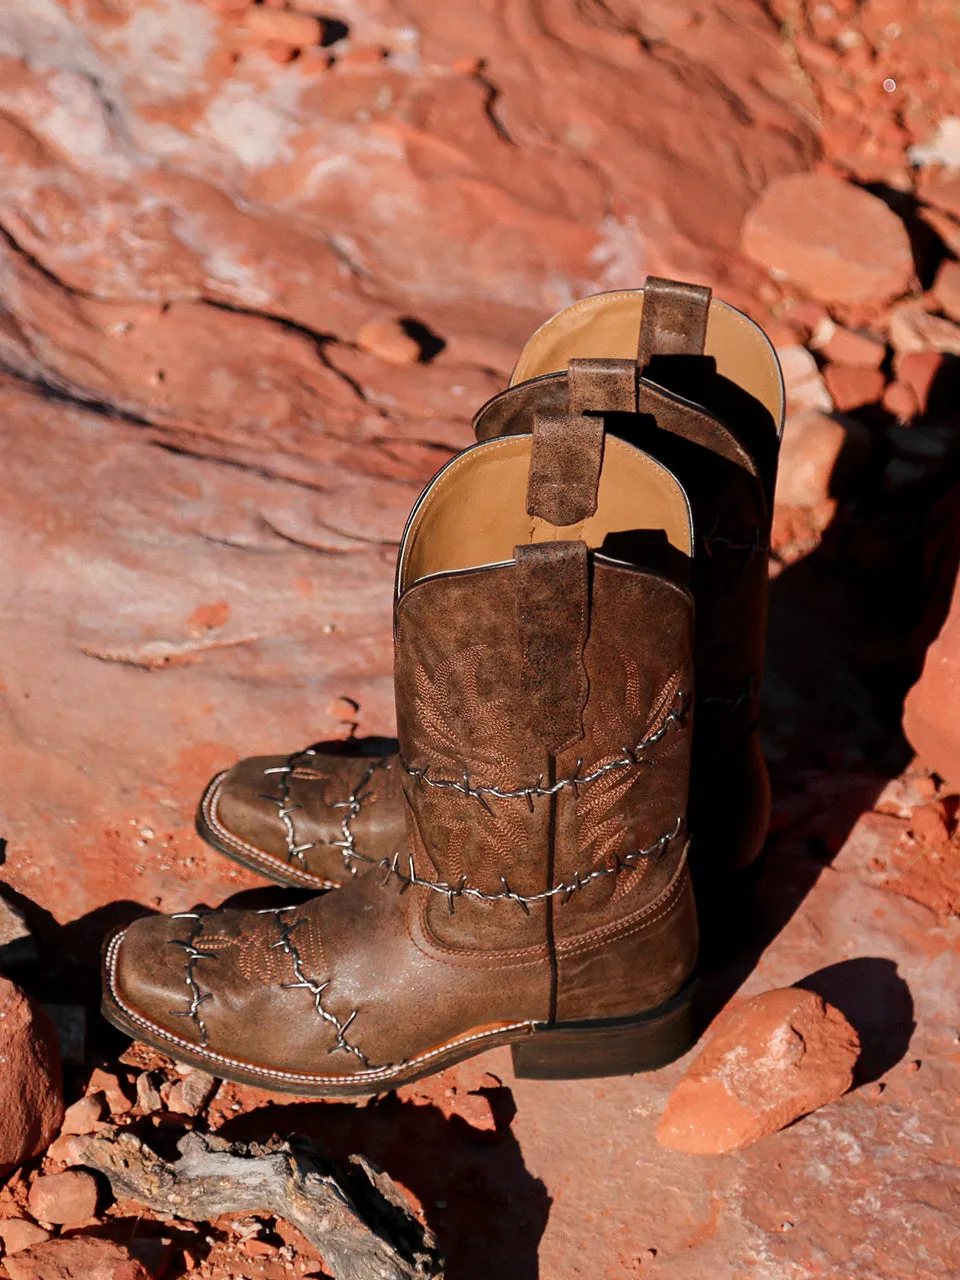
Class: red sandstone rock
44,1133,94,1166
356,318,423,365
85,1071,132,1118
59,1092,105,1137
905,559,960,787
821,326,886,368
657,989,859,1154
4,1237,150,1280
742,173,914,304
0,979,64,1177
909,800,952,850
778,344,833,413
27,1171,99,1226
896,350,945,416
882,380,919,422
823,363,885,411
775,409,870,508
932,260,960,324
0,1220,51,1256
242,7,322,45
888,303,960,356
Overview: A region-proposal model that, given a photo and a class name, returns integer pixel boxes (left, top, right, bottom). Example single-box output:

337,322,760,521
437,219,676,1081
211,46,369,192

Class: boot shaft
392,431,695,977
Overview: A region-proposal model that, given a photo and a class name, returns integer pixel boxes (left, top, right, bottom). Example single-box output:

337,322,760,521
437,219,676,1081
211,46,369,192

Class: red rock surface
0,0,958,1277
742,173,914,305
27,1171,99,1227
4,1237,151,1280
0,981,64,1179
775,409,870,508
656,988,860,1154
905,568,960,787
0,1219,51,1257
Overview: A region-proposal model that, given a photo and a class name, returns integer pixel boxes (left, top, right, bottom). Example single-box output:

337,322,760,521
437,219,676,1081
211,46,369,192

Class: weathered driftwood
83,1127,443,1280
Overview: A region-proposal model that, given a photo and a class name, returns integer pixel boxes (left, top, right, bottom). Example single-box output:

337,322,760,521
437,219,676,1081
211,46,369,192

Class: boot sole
195,772,344,893
101,927,696,1097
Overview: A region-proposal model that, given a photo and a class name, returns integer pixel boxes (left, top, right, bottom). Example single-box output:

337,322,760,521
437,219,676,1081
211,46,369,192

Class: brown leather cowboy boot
195,279,782,889
103,426,698,1093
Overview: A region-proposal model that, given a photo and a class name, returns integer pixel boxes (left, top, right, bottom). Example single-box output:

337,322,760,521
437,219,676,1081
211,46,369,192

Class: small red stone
823,364,886,412
882,380,919,422
896,350,944,415
822,327,887,369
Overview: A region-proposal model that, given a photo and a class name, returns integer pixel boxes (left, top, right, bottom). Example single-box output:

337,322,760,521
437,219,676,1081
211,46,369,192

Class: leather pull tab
568,357,637,413
637,276,711,371
526,413,604,526
515,541,589,753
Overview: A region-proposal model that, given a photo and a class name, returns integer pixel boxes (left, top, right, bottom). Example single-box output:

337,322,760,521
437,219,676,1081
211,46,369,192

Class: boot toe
104,911,218,1052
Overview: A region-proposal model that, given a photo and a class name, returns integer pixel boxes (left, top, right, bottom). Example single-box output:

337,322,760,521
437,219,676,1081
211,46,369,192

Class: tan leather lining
511,290,783,428
398,435,692,593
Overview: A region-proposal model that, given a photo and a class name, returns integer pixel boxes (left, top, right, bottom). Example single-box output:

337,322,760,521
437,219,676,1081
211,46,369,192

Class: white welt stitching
202,774,340,891
105,932,532,1086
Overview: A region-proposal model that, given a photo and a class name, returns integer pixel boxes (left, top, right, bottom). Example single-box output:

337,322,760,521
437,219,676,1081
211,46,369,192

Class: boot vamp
210,751,406,883
105,870,552,1085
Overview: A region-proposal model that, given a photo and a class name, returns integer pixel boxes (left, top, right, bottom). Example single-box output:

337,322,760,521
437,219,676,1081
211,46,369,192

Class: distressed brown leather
515,540,590,754
104,429,697,1095
636,276,711,367
473,282,781,874
193,277,779,886
195,748,406,891
526,413,604,526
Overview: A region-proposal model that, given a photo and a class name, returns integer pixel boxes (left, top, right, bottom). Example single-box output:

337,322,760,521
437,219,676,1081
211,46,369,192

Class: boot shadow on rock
697,384,960,1032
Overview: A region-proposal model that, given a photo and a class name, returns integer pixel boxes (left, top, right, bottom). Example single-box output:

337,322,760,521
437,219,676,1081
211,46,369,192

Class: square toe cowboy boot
474,280,784,876
103,423,699,1094
194,278,782,892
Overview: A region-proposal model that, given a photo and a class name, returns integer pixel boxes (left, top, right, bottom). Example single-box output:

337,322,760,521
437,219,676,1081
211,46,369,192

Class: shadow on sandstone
216,1089,551,1280
696,387,960,1040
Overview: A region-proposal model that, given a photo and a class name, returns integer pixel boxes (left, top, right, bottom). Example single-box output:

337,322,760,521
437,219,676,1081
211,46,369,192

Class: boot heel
511,981,696,1080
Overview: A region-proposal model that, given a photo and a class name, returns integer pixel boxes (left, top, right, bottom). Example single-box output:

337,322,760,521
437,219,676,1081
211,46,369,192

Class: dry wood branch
82,1127,443,1280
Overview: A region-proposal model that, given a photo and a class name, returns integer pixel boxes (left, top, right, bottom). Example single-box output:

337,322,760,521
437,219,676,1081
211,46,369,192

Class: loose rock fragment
742,173,914,304
823,364,885,412
356,318,423,365
0,1219,51,1256
27,1170,100,1226
775,410,871,507
0,977,64,1176
242,7,323,46
86,1070,133,1117
0,893,37,973
59,1091,105,1136
657,988,860,1154
4,1236,151,1280
135,1072,162,1114
932,260,960,323
167,1069,218,1117
778,345,833,414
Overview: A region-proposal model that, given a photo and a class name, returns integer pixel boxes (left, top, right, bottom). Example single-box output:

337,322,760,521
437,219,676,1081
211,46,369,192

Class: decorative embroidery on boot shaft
166,912,216,1047
260,906,369,1066
262,749,391,871
401,692,688,810
381,816,684,913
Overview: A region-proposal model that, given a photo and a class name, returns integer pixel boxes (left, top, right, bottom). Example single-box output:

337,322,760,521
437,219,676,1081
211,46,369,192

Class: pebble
86,1069,133,1117
356,318,423,365
0,978,64,1177
882,380,919,422
166,1070,218,1117
59,1091,105,1136
895,350,946,416
0,1219,52,1256
657,988,860,1154
775,409,871,508
821,327,887,368
4,1236,151,1280
778,345,833,414
888,303,960,356
242,8,322,46
27,1170,99,1226
742,173,914,304
823,364,885,411
135,1072,162,1114
0,894,37,974
932,259,960,324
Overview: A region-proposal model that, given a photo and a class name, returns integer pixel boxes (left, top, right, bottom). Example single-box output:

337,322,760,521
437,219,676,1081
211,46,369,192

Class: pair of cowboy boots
102,280,783,1095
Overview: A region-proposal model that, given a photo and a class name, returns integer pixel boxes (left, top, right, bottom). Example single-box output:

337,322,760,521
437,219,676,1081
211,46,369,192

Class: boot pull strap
515,540,589,753
637,276,711,371
526,412,604,526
